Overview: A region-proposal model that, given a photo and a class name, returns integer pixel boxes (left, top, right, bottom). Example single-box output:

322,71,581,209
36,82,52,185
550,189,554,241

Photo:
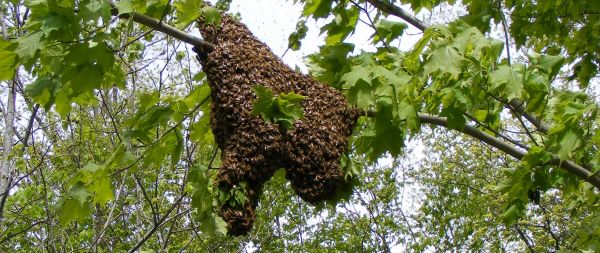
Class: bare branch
128,194,185,253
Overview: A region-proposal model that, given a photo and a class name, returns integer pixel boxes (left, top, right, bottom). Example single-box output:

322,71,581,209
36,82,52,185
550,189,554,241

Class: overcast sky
220,0,424,72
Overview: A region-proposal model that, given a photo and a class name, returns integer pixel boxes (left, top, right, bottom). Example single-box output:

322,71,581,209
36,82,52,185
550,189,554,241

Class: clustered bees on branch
196,4,361,236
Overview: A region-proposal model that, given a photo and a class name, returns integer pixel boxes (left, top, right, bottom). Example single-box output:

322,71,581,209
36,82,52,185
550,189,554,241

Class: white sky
224,0,424,72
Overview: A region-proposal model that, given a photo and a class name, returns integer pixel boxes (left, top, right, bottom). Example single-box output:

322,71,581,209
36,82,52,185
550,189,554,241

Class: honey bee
197,5,359,236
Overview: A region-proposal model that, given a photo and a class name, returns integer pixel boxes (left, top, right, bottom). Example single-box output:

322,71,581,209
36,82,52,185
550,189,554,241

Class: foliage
251,85,306,131
0,0,599,251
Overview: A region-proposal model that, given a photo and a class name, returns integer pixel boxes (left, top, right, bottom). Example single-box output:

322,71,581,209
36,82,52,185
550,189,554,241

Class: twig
127,194,185,253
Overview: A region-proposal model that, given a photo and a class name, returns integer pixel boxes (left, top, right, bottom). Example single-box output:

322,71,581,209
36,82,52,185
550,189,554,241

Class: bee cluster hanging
196,6,360,236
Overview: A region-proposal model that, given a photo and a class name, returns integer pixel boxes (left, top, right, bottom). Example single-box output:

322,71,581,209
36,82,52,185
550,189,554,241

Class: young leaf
489,65,524,100
372,20,407,44
115,0,133,14
174,0,203,27
288,20,308,50
302,0,332,18
251,85,275,122
251,85,305,130
201,6,221,27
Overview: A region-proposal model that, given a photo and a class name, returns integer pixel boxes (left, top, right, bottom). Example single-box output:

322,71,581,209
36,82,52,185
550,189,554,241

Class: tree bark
0,5,16,223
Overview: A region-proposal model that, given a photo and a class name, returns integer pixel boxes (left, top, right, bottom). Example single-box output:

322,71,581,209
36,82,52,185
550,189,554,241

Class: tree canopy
0,0,599,251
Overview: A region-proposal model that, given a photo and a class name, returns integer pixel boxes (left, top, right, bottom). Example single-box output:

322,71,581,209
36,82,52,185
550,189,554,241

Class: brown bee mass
196,7,360,236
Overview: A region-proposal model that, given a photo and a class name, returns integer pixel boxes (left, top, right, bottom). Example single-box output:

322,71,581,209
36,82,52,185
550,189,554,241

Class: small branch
508,99,549,133
350,0,392,52
134,174,159,224
20,104,39,149
539,205,561,251
0,219,48,245
514,224,535,253
463,112,530,150
497,2,512,65
128,194,185,253
91,171,129,251
417,113,600,190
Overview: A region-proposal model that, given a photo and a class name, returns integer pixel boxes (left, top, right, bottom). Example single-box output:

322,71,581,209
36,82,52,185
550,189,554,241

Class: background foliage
0,0,599,252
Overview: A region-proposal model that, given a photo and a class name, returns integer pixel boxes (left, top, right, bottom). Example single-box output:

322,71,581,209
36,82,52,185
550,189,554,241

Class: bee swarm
196,9,360,236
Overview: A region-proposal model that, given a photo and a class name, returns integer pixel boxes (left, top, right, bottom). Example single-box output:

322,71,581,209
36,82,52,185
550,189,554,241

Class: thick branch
109,4,215,52
418,113,600,190
365,0,427,31
0,5,15,224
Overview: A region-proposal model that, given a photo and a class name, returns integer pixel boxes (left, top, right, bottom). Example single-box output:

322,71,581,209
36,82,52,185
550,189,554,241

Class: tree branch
364,0,427,31
128,194,185,253
418,113,600,190
0,6,16,224
108,3,215,52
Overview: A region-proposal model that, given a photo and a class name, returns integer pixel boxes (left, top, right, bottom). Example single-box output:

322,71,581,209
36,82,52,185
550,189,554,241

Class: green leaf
397,102,419,131
174,0,202,27
251,85,275,121
322,7,359,46
26,75,59,109
130,105,174,142
288,20,308,50
272,168,286,183
187,165,227,235
372,104,404,158
346,80,373,109
59,197,91,225
251,85,305,130
171,128,184,166
15,31,44,63
489,65,523,100
273,92,305,129
190,113,213,145
341,65,372,89
59,184,92,225
307,43,354,83
372,20,407,44
341,65,374,109
0,40,19,81
529,53,565,78
78,163,114,205
556,129,582,161
442,106,467,130
115,0,133,14
54,91,72,117
201,6,221,27
62,64,104,95
302,0,332,18
80,0,111,23
501,202,524,226
523,146,552,167
423,46,462,79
